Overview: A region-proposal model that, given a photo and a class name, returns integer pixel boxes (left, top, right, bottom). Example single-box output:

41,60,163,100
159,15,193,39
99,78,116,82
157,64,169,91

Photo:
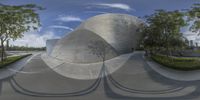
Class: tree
0,4,43,61
142,25,163,54
142,10,187,56
187,3,200,35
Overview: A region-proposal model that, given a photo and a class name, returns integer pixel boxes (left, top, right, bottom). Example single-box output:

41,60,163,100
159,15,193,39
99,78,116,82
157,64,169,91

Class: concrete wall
77,13,144,54
51,29,118,63
50,13,144,63
46,39,59,55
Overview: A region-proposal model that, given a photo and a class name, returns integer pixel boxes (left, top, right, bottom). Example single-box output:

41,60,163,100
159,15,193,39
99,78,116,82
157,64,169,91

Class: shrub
151,54,200,71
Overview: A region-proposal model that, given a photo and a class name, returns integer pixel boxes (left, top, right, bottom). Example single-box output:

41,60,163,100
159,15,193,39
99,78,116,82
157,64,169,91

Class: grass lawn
194,50,200,53
151,54,200,71
0,54,32,68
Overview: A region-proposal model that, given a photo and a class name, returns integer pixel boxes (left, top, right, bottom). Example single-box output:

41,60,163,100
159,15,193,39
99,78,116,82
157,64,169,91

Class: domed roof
51,29,118,63
50,13,144,63
77,13,144,54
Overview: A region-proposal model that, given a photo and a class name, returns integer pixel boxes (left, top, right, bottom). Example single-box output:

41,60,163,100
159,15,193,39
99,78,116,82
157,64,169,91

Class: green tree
142,10,187,56
187,3,200,35
0,4,43,61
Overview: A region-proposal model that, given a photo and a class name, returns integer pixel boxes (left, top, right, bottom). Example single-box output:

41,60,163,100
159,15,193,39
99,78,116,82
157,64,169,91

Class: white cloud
10,31,60,47
183,31,200,45
57,16,82,22
183,31,198,40
49,25,74,31
38,27,42,32
84,11,109,14
89,3,134,11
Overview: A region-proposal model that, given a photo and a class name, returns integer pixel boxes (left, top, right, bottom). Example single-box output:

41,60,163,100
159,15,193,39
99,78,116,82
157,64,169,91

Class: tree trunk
1,38,4,62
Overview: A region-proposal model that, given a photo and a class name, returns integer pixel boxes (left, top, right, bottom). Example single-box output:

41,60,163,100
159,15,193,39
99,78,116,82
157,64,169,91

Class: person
132,48,135,52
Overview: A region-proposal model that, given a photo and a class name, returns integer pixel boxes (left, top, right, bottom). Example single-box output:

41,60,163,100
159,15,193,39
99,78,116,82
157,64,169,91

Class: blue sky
0,0,199,47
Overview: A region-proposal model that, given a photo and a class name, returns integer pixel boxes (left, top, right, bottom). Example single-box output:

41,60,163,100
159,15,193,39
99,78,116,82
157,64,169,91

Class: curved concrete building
50,13,144,64
43,13,145,79
77,14,144,54
51,29,118,63
46,39,59,55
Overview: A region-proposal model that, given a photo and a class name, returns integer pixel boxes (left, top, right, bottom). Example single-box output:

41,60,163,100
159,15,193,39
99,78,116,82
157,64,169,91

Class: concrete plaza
0,52,199,100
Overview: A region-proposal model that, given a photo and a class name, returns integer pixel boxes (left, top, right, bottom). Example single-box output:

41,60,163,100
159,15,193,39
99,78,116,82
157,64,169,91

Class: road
0,52,200,100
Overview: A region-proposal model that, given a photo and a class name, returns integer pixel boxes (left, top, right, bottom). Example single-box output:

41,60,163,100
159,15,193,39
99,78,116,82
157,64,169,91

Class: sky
0,0,199,47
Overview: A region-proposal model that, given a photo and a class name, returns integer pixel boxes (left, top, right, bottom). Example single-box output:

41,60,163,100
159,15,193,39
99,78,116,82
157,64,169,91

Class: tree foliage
0,4,43,61
187,3,200,34
8,45,45,51
142,10,187,55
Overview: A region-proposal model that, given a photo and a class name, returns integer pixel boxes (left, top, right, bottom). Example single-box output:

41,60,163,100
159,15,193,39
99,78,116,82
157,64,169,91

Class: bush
0,54,32,68
151,54,200,71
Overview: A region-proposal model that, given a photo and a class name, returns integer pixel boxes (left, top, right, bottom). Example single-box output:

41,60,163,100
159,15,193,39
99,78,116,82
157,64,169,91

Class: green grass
0,54,32,68
194,50,200,53
151,54,200,71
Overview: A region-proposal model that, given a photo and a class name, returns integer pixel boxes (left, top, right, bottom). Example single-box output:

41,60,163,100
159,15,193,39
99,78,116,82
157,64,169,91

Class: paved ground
41,52,133,80
0,52,40,80
0,52,200,100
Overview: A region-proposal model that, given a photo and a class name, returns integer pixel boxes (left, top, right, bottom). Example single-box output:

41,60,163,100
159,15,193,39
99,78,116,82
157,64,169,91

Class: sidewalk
41,52,134,80
0,53,39,80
